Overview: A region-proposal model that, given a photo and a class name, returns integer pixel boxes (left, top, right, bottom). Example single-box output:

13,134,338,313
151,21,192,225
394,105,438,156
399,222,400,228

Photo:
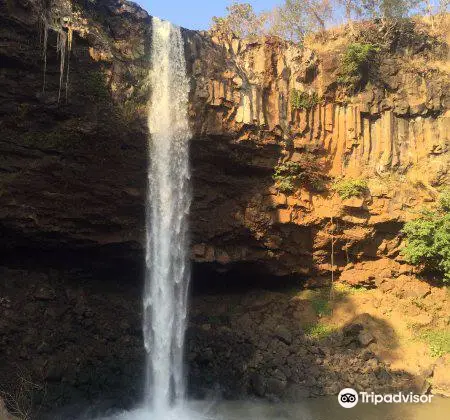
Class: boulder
339,259,403,288
250,373,266,397
358,330,375,347
266,377,287,398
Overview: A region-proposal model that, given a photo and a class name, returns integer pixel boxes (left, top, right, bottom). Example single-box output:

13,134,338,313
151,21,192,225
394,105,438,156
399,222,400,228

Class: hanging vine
39,0,74,103
41,19,48,92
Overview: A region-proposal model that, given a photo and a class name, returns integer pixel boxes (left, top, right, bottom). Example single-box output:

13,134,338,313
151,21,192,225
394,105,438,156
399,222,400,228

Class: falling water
144,17,191,416
93,17,211,420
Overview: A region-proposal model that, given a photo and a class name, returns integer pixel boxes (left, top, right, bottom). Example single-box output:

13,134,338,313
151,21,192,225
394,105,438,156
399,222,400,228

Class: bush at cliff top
333,179,368,199
337,43,379,89
402,193,450,283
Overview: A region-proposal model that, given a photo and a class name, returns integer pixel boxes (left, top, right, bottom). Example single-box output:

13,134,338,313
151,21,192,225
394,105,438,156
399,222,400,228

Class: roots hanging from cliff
39,0,74,103
41,19,48,92
56,29,66,102
65,27,73,102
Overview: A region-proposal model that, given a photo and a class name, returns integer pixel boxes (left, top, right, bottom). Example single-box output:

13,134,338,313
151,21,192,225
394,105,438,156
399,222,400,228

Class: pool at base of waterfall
66,396,450,420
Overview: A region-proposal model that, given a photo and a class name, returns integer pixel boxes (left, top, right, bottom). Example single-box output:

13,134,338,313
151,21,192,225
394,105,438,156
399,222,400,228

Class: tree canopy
211,0,449,42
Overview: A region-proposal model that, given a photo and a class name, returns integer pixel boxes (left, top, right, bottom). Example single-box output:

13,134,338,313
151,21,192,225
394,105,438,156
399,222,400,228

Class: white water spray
143,17,191,416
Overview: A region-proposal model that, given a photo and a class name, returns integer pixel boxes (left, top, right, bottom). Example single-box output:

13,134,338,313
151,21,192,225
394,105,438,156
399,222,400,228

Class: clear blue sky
134,0,280,30
134,0,444,30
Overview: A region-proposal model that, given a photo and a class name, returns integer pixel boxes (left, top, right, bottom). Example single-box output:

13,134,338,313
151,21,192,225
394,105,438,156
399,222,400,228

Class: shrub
273,154,326,194
275,178,296,194
333,179,368,199
402,192,450,283
273,161,301,194
291,90,319,110
311,297,332,317
337,43,379,90
418,329,450,358
304,323,336,340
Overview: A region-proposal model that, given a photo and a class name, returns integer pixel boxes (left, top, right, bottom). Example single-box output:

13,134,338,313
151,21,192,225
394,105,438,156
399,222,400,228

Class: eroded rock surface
186,23,449,276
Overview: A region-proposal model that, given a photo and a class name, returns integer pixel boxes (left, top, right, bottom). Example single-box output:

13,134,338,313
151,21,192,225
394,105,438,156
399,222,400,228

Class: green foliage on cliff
304,323,336,340
291,90,319,110
418,328,450,357
333,178,368,199
273,161,301,193
402,192,450,283
337,43,379,89
273,154,325,194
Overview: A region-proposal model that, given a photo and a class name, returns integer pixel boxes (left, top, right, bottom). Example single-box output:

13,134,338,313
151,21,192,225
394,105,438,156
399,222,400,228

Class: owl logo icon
338,388,359,408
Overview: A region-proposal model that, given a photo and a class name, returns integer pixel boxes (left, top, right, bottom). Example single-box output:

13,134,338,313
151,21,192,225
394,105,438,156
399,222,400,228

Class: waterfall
144,17,191,415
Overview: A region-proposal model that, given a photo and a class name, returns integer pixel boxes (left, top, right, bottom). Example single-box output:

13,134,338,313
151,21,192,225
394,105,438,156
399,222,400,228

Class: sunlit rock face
185,25,448,278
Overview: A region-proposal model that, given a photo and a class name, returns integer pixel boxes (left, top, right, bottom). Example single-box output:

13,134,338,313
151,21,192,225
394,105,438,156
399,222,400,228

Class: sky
134,0,444,31
134,0,281,30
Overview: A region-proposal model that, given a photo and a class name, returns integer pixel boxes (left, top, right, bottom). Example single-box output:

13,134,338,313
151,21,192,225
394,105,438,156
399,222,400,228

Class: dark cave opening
191,262,309,296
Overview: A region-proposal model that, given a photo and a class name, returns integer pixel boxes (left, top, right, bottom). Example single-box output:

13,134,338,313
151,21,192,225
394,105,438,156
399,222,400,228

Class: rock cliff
1,0,448,278
186,22,449,278
0,0,449,415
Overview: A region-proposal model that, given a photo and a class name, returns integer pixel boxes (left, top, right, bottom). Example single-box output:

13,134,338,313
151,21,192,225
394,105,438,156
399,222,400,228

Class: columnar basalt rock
185,26,448,277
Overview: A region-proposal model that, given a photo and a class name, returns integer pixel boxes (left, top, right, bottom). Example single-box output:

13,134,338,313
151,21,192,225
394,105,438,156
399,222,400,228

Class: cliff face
0,0,449,414
1,0,448,279
0,0,149,253
186,22,449,278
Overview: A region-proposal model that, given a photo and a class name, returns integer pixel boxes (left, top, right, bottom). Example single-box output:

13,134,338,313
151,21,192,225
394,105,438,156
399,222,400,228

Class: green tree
337,42,379,89
402,191,450,283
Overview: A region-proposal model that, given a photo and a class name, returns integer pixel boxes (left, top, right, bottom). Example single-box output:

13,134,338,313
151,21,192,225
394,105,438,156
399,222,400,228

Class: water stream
143,16,191,417
88,17,193,420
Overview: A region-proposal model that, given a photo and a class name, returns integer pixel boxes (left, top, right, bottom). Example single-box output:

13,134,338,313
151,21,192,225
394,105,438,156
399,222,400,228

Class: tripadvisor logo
338,388,359,408
338,388,434,408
